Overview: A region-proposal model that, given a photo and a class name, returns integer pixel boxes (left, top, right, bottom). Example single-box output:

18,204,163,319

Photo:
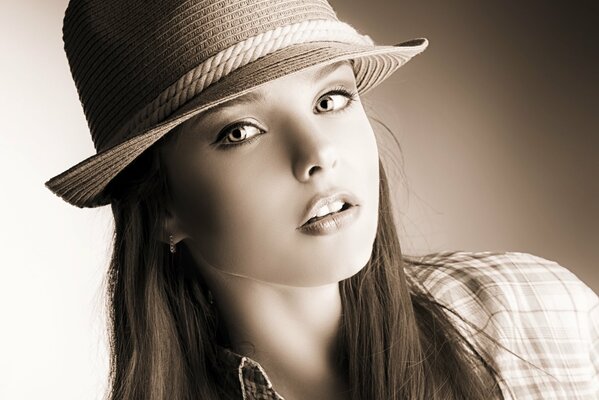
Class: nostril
308,165,322,176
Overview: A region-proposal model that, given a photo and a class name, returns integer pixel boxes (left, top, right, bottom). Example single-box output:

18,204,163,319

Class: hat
45,0,428,208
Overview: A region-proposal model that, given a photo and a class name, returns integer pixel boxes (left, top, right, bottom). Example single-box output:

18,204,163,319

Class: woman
46,0,598,399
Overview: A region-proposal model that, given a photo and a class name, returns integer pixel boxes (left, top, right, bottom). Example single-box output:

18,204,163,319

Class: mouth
298,190,360,228
302,202,354,226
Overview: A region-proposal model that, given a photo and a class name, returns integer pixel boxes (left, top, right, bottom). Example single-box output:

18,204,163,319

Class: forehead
206,60,355,112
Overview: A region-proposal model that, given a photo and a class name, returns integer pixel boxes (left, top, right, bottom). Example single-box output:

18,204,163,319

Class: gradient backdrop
1,1,597,399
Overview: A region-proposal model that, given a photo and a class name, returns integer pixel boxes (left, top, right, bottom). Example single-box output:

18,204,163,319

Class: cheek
341,114,380,262
340,109,380,208
171,154,292,273
351,116,379,189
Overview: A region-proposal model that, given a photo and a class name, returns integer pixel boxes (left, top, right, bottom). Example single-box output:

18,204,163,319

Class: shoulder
403,250,599,399
403,250,597,321
403,250,586,289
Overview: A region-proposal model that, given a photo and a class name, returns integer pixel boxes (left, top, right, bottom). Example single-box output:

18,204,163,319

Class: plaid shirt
216,251,599,399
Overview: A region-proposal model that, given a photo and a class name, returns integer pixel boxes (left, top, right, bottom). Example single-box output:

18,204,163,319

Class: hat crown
63,0,340,151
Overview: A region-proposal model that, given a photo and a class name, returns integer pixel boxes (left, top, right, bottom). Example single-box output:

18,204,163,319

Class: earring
169,234,176,254
208,289,214,305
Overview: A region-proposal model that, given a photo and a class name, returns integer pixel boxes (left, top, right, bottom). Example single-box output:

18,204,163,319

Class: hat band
108,19,373,150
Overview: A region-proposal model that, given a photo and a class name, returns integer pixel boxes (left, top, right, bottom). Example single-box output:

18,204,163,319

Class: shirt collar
216,345,286,399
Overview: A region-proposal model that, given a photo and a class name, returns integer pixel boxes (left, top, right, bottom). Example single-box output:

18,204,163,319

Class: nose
289,118,339,182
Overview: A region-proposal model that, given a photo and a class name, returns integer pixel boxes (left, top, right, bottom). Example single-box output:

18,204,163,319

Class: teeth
315,205,331,218
314,200,344,218
329,200,344,213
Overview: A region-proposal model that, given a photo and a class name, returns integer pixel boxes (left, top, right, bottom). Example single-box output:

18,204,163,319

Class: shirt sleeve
404,250,599,399
513,252,599,397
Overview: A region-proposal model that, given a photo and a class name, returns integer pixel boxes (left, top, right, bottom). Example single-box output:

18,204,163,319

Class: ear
158,212,189,245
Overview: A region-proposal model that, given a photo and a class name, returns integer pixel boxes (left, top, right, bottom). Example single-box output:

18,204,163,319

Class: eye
314,87,358,113
217,122,264,147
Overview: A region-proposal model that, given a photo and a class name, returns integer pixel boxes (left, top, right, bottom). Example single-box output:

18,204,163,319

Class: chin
295,227,377,287
336,239,375,280
321,211,379,285
306,247,373,287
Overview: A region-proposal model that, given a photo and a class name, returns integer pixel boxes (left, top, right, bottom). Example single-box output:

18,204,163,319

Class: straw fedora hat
45,0,428,208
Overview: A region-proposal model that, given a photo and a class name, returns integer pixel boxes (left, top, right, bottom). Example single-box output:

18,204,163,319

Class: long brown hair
103,120,505,399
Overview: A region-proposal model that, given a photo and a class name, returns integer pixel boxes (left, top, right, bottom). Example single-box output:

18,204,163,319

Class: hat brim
45,38,428,208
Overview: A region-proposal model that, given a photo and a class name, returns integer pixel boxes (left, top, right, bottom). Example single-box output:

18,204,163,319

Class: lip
297,205,360,236
297,189,360,229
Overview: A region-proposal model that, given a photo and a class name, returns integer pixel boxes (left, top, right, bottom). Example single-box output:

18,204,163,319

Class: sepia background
1,0,597,399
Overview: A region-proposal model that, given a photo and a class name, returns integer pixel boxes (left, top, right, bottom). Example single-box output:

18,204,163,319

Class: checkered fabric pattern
217,251,599,399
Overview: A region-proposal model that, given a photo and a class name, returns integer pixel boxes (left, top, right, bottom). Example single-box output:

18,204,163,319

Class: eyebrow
208,61,351,111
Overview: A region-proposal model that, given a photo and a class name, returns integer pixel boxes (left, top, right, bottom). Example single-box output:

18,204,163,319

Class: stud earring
169,234,176,254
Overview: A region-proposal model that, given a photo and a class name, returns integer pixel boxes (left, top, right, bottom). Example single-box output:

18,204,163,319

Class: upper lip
298,189,360,228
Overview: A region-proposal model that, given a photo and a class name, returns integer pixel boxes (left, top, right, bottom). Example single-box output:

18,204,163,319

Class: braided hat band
46,0,428,208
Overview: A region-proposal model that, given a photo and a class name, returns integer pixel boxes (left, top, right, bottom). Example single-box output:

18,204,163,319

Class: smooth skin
160,60,380,400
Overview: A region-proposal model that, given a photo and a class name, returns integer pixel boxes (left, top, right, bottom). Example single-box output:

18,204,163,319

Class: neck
206,271,347,398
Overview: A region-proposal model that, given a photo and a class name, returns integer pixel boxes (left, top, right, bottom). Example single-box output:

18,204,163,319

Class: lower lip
297,206,360,236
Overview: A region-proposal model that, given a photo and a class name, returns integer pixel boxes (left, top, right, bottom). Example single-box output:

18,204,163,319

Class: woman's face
161,60,380,287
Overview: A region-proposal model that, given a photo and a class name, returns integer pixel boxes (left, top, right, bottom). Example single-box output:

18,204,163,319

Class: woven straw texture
46,0,428,207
